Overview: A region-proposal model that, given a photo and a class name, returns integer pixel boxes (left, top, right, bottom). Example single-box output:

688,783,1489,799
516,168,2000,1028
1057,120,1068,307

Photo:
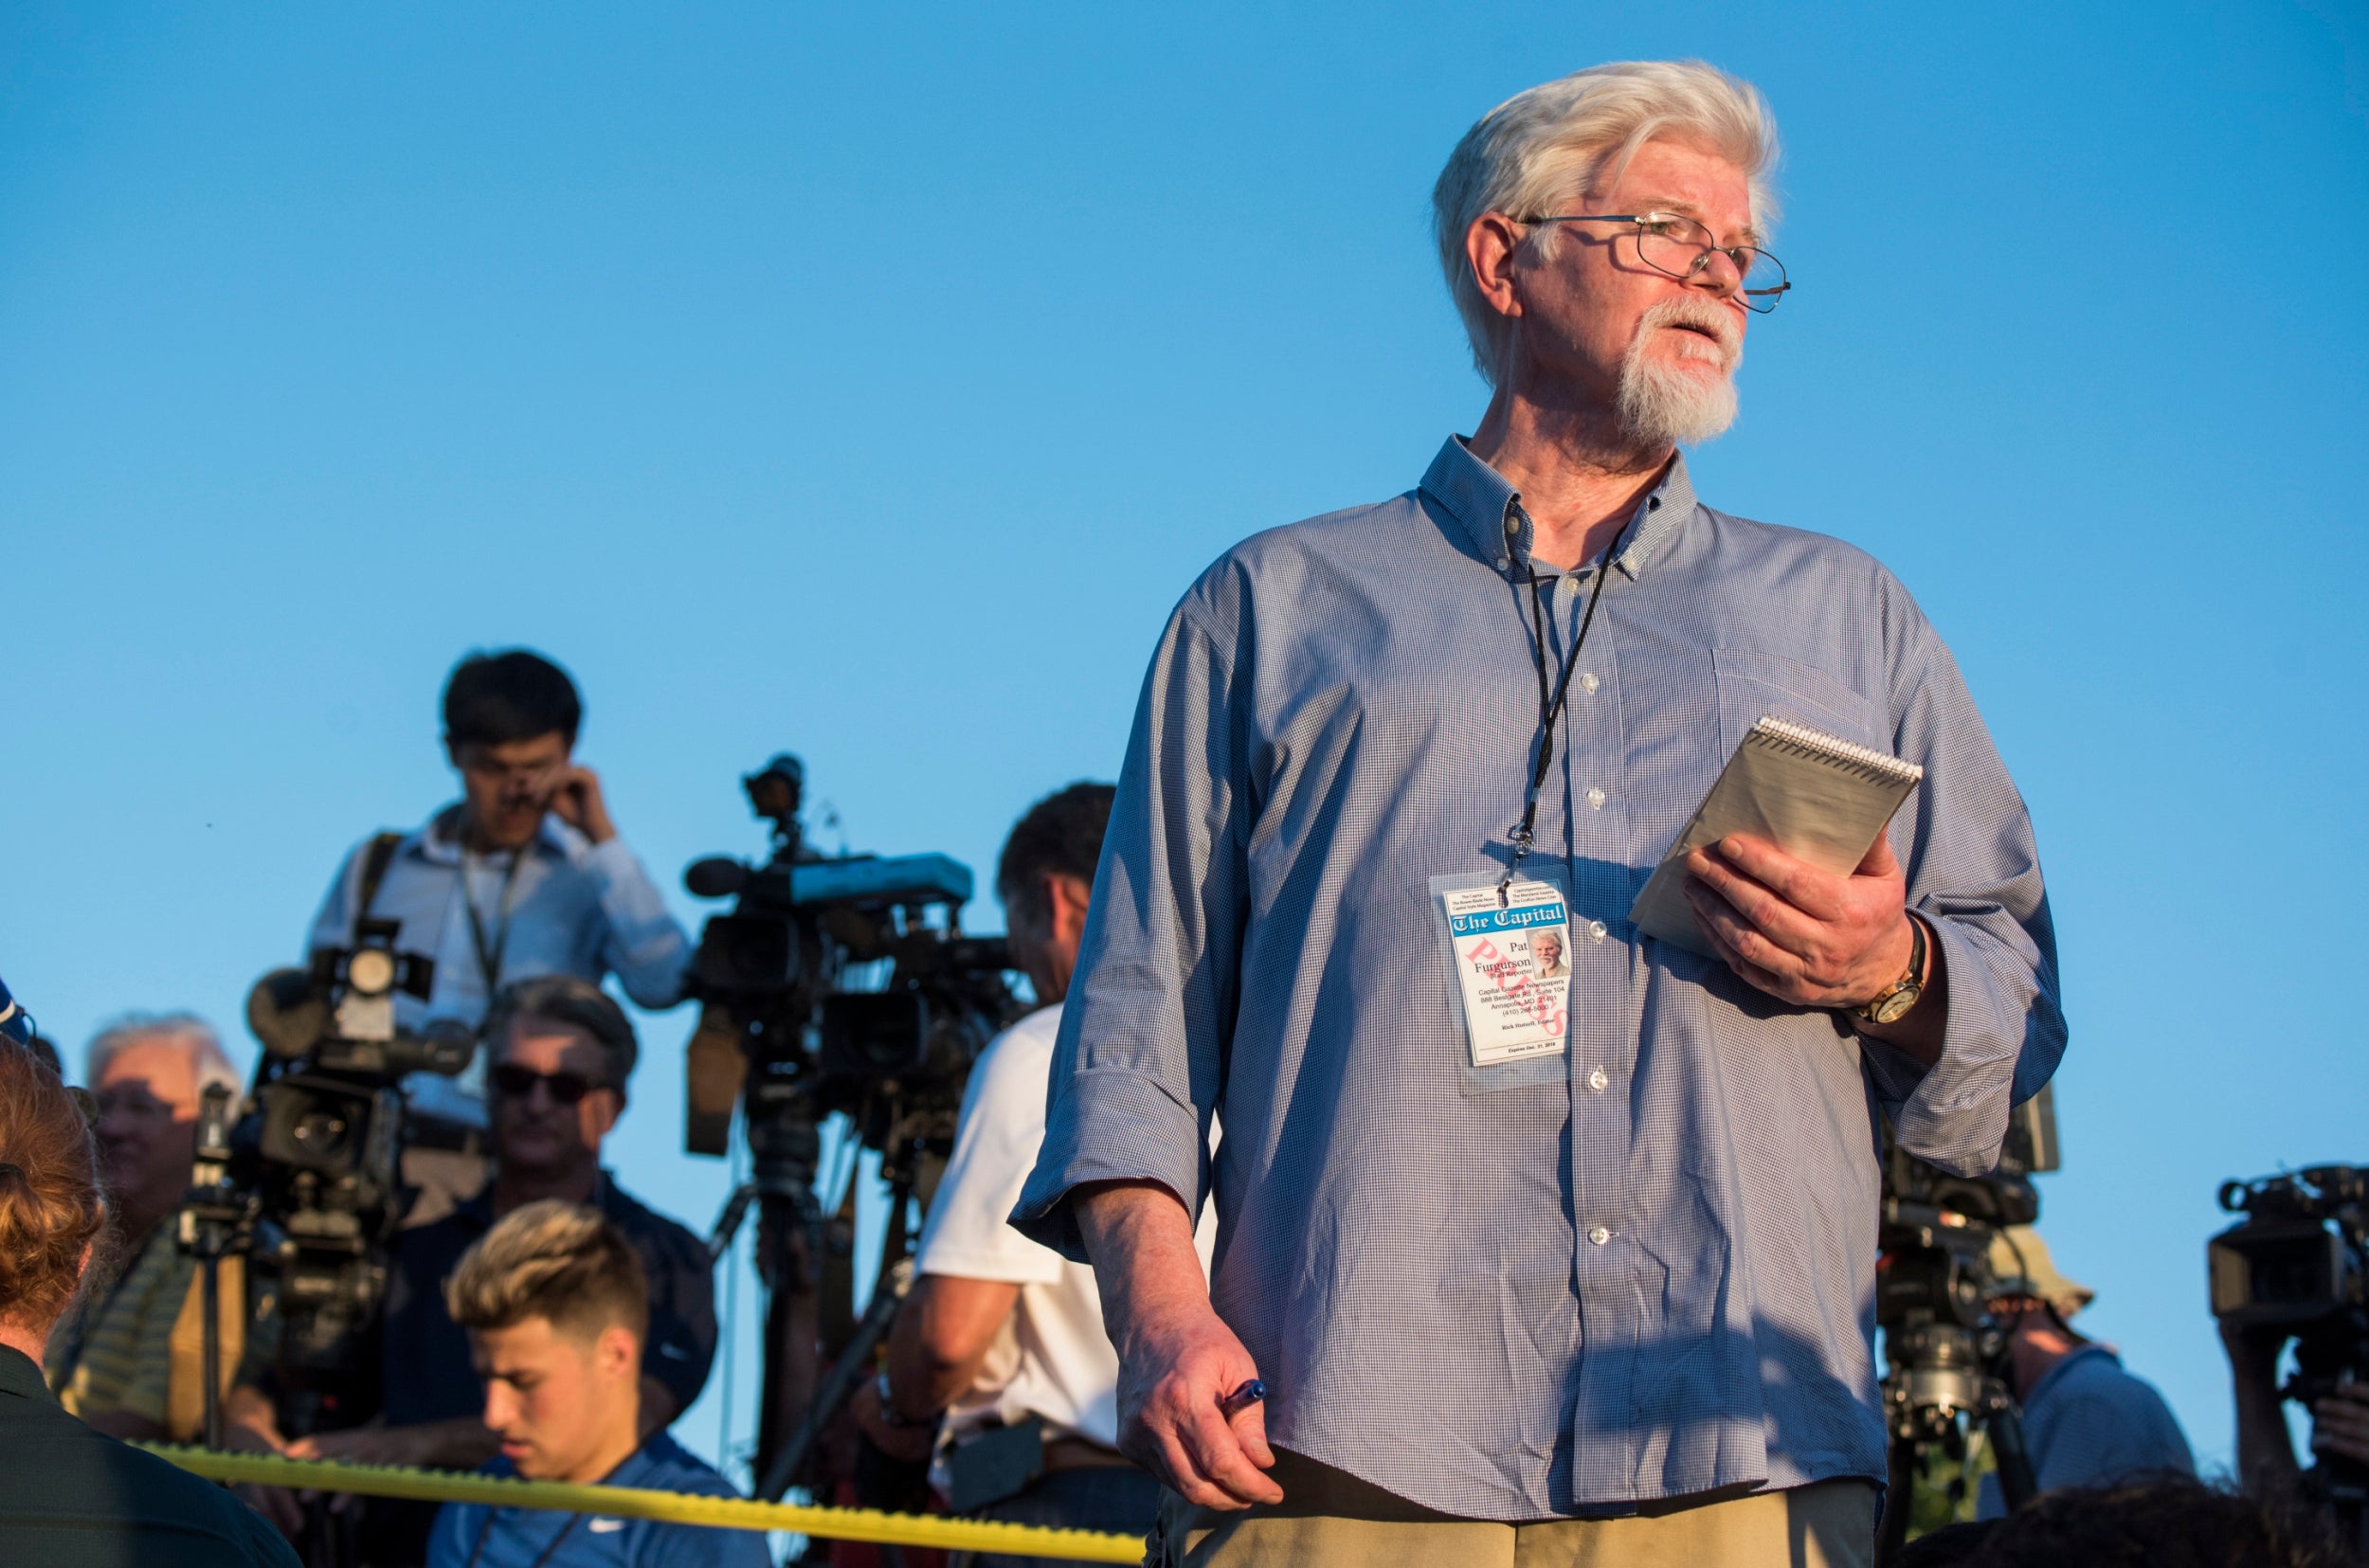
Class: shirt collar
1418,435,1697,582
412,803,582,867
0,1344,53,1403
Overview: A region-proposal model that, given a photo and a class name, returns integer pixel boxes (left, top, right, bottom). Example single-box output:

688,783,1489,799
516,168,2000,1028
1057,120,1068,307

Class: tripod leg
758,1260,914,1501
1874,1439,1917,1567
754,1196,823,1493
202,1253,223,1450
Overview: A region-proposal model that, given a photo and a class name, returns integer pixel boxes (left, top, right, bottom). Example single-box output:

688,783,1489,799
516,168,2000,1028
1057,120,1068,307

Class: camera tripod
703,1096,931,1509
181,1078,422,1568
1873,1318,2036,1562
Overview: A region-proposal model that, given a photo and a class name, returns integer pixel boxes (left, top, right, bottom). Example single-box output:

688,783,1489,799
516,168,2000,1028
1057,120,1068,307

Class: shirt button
1587,1066,1609,1092
1496,556,1510,570
1579,673,1599,694
1588,919,1608,944
1585,786,1606,810
1588,1224,1612,1246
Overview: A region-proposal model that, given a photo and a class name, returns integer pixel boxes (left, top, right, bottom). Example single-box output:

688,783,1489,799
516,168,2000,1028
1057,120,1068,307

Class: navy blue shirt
381,1173,716,1429
425,1433,768,1568
1979,1344,2195,1518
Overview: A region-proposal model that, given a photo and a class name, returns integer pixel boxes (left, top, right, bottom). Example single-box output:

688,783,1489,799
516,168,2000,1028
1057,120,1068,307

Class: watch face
1871,984,1920,1024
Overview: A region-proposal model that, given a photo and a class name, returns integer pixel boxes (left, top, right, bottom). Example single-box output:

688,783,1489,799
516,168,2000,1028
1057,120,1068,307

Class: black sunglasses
490,1063,607,1105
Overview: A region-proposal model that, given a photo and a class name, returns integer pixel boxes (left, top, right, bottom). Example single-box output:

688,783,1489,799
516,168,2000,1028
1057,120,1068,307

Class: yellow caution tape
136,1444,1146,1563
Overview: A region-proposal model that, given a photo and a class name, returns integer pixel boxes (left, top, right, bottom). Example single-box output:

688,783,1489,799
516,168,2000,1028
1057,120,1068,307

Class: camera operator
851,784,1214,1563
1974,1226,2192,1518
307,649,691,1222
2223,1311,2369,1490
228,977,714,1566
45,1013,248,1442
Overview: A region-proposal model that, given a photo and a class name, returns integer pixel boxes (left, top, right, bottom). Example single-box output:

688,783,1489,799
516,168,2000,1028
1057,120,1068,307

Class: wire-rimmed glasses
1525,210,1790,314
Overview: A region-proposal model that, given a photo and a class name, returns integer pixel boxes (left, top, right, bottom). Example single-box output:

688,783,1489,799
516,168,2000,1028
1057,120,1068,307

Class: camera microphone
247,968,329,1060
686,857,750,899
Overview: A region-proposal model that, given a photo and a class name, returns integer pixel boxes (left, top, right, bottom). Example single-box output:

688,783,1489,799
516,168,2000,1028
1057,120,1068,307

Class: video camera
678,753,1022,1498
2212,1163,2369,1526
681,754,1019,1174
179,922,476,1441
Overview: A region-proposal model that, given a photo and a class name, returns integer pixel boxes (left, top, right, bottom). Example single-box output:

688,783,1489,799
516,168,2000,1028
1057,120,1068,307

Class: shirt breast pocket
1711,648,1882,758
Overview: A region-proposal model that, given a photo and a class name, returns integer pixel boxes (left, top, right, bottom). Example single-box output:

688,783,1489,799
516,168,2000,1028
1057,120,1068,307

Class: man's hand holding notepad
1628,716,1925,961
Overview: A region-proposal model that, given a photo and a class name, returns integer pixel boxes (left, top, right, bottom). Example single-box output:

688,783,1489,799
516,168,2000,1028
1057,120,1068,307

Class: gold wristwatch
1848,915,1926,1027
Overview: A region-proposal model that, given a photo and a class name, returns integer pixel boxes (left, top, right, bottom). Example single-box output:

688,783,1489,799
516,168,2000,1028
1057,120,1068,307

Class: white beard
1615,298,1743,447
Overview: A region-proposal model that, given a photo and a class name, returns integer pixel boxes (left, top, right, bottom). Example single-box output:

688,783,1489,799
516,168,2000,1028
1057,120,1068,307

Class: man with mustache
303,648,692,1223
1015,61,2065,1567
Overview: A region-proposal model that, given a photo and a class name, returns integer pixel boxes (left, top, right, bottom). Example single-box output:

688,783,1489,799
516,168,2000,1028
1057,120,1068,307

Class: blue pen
1219,1379,1266,1419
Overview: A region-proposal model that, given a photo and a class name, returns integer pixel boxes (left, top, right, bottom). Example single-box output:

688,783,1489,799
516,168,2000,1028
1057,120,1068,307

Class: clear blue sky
5,0,2364,1483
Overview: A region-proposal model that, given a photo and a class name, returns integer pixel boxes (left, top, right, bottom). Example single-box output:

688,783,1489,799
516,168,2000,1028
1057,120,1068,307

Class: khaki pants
1153,1453,1876,1568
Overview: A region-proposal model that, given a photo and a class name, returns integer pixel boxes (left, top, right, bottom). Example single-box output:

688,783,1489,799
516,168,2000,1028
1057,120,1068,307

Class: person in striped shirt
45,1013,246,1440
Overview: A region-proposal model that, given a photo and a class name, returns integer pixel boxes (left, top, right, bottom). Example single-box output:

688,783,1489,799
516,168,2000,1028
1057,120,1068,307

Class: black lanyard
461,840,533,998
1498,505,1633,904
466,1450,639,1568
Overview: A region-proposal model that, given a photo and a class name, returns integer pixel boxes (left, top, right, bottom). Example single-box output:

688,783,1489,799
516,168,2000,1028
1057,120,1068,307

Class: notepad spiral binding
1747,715,1925,787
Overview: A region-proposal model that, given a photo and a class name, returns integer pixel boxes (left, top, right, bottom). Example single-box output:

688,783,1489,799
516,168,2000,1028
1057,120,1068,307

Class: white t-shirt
913,1000,1215,1467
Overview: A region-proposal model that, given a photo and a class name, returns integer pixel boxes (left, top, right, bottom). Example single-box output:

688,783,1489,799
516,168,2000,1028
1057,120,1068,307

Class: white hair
1616,296,1744,447
1431,60,1781,386
85,1012,240,1101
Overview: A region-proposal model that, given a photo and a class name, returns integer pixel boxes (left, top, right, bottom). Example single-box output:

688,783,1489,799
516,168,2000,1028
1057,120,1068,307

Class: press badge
1437,878,1572,1068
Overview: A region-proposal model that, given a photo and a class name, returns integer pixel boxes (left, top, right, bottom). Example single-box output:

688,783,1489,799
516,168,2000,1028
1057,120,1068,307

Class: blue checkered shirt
1013,436,2066,1519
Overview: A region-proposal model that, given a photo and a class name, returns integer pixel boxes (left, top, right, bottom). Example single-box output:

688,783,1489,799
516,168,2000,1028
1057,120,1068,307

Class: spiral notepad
1628,716,1925,958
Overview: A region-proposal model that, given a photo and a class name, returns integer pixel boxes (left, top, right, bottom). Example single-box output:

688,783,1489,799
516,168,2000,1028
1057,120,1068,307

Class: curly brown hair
0,1045,106,1335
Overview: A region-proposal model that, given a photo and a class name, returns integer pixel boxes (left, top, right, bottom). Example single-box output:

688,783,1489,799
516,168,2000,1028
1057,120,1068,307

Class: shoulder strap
353,831,407,929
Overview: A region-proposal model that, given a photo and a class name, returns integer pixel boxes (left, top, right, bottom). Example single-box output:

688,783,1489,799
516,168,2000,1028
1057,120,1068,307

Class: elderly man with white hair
46,1013,246,1441
1014,59,2065,1566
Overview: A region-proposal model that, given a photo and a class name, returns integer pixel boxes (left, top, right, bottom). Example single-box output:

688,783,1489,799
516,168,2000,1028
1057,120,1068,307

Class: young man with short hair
425,1200,765,1568
306,648,692,1221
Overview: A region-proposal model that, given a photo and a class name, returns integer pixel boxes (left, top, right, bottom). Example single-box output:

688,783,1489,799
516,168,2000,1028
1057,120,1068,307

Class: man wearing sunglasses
304,649,694,1228
228,977,714,1565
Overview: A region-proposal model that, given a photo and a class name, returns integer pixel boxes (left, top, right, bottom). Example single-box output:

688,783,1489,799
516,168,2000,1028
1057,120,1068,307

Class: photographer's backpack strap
353,830,407,928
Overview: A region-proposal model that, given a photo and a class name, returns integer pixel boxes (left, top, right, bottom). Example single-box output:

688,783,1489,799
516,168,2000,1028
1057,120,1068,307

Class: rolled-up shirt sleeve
1865,585,2067,1174
1012,595,1248,1262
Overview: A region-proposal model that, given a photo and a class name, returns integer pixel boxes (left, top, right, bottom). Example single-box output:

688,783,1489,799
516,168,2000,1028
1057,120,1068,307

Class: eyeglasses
1522,211,1791,314
490,1063,606,1105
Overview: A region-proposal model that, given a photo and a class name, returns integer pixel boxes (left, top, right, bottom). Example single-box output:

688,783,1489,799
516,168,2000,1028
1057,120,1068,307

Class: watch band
1848,914,1926,1026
